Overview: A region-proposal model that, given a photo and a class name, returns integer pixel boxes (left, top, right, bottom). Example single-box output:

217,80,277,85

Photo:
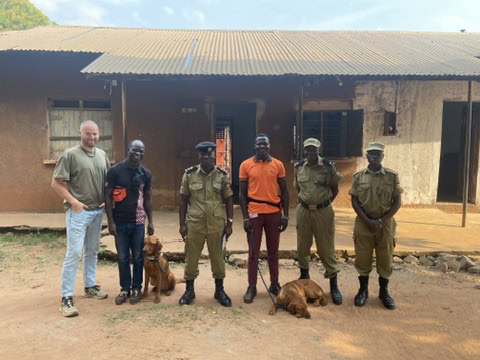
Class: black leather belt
299,198,331,210
247,197,281,208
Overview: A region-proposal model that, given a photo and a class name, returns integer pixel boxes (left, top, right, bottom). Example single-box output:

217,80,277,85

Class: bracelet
243,218,250,222
282,216,289,220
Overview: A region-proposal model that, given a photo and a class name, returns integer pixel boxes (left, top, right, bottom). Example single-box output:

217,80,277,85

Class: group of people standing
52,120,402,318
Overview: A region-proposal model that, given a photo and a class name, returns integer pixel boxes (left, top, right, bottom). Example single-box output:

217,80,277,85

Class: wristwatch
227,218,233,224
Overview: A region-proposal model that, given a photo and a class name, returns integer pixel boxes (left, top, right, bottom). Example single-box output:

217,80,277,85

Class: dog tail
176,278,186,284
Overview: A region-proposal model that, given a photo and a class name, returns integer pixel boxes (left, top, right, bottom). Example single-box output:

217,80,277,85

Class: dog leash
247,230,284,309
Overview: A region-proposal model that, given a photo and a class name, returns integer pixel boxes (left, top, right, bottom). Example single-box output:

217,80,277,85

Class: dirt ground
1,234,480,360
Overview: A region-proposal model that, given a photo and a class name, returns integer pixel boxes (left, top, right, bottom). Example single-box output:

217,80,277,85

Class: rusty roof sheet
2,26,480,77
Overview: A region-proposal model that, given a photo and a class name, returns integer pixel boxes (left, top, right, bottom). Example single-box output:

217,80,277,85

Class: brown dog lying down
143,235,184,304
269,279,328,319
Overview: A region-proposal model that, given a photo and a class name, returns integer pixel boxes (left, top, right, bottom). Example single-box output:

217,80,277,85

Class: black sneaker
130,289,142,305
269,283,281,296
60,296,79,317
115,290,129,305
243,285,257,304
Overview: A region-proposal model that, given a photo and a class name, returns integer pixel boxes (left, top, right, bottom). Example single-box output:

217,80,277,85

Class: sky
30,0,480,32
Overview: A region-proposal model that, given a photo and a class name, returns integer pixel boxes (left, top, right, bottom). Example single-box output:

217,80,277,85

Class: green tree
0,0,54,31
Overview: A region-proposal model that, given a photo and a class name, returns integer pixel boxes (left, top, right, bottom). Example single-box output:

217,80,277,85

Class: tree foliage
0,0,54,31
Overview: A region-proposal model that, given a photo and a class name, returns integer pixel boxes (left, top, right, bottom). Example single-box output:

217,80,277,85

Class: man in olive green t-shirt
51,120,110,317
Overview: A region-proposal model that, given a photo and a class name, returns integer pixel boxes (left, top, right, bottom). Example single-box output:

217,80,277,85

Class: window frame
46,98,113,162
299,109,363,160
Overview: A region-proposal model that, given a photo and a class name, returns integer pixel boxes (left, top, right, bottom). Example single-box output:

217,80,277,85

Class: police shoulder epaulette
294,159,306,168
384,167,398,175
353,168,366,177
322,158,334,167
185,165,199,173
216,166,227,175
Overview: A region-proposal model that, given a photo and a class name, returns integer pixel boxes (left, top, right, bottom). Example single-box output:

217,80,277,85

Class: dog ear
155,240,162,255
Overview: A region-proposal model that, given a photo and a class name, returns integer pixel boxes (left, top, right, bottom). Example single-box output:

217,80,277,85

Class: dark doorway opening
437,102,480,203
215,102,256,203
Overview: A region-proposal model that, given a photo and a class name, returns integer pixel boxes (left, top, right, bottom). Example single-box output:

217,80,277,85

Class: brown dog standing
143,235,184,303
269,279,328,318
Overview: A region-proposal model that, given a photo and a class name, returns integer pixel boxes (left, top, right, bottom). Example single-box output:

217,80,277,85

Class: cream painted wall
354,80,480,205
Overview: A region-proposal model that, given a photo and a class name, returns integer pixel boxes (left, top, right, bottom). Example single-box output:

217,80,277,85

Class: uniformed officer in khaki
178,141,234,307
349,141,403,310
294,138,343,305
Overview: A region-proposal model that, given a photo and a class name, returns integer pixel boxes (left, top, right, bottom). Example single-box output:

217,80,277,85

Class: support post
299,83,304,160
121,80,128,157
462,80,473,227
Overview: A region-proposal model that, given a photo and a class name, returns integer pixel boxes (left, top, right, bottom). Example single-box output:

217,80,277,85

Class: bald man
105,140,154,306
52,120,110,317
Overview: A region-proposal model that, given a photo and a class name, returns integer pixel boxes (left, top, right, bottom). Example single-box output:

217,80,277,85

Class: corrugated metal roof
2,26,480,76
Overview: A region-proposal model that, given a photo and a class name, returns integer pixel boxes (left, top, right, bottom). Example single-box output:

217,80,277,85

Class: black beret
195,141,216,153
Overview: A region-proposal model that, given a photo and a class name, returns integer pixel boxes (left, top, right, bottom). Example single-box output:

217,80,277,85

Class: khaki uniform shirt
294,157,343,204
349,167,404,218
180,165,233,234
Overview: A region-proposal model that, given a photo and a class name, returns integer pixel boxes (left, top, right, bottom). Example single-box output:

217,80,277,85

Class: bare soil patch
1,233,479,360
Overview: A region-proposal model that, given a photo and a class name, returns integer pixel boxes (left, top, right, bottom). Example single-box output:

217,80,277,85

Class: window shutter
48,99,113,160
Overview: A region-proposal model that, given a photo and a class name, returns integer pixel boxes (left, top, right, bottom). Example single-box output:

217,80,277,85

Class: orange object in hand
112,187,127,202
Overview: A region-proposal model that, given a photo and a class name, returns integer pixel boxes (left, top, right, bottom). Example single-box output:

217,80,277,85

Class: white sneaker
60,297,79,317
84,285,108,299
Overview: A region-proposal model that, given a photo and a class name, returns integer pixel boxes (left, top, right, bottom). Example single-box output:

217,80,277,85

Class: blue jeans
61,208,104,297
115,222,145,291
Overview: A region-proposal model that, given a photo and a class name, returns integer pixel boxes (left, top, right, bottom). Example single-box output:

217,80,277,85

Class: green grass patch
0,232,64,249
106,309,137,326
97,259,117,267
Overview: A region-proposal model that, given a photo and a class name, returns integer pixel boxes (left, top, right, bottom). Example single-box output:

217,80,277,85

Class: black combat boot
178,280,195,305
379,277,396,310
329,274,343,305
243,285,257,304
354,276,369,307
214,279,232,307
299,268,310,280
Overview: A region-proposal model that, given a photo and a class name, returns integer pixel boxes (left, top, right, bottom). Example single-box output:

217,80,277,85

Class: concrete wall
354,80,480,205
0,52,121,212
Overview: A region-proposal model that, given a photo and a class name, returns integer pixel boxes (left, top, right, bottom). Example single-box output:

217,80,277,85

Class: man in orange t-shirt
239,133,289,304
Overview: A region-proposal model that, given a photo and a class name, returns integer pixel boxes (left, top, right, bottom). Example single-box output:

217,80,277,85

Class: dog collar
146,254,169,273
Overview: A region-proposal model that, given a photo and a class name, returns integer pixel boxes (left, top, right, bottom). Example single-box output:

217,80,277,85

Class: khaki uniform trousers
184,230,225,281
353,216,396,279
296,204,339,278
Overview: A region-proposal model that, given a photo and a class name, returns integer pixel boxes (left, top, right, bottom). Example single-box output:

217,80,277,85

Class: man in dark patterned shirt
105,140,154,305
